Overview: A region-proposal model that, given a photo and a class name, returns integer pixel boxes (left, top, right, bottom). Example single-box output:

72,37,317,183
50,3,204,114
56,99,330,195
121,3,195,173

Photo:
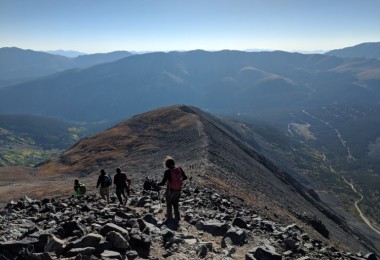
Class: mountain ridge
326,42,380,59
0,47,133,88
1,50,379,122
19,105,377,254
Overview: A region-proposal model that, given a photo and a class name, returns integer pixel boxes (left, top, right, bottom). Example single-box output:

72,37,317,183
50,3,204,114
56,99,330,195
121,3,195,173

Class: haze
1,0,380,53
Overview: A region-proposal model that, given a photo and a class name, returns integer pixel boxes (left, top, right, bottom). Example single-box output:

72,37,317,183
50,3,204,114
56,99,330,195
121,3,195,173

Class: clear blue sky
1,0,379,53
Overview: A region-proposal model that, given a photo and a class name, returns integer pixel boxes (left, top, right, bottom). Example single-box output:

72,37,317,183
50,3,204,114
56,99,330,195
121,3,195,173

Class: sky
1,0,380,54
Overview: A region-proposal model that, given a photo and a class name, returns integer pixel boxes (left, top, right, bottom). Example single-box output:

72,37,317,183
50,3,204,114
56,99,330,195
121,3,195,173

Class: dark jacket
97,175,109,188
114,172,127,188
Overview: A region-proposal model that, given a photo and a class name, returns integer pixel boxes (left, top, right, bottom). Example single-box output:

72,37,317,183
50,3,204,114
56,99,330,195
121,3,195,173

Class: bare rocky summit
1,105,379,258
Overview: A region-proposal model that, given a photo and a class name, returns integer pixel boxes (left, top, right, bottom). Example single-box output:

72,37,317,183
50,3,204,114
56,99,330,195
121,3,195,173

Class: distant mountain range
0,49,379,122
0,47,133,88
45,50,87,57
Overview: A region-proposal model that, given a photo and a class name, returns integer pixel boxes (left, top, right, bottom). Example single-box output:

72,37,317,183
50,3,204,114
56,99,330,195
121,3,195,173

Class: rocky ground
0,181,378,260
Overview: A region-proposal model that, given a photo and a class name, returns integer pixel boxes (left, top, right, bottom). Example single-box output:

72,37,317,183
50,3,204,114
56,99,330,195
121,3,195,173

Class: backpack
104,175,112,186
79,184,87,194
169,167,184,190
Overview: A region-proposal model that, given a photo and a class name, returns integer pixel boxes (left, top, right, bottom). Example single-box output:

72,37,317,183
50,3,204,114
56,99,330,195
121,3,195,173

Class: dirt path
342,176,380,236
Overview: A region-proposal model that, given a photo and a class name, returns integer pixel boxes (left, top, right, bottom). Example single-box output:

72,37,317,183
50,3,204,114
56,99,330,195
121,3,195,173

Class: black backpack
104,175,112,186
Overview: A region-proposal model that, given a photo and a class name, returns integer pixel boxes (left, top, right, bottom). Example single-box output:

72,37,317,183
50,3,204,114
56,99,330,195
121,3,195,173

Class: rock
304,242,313,250
161,228,174,243
142,213,158,226
94,240,112,256
129,232,151,258
30,252,54,260
300,233,309,241
252,246,282,260
67,233,103,250
44,235,65,255
232,217,248,229
61,221,86,238
136,196,151,207
65,247,95,257
0,239,36,258
195,220,229,236
260,221,275,232
223,227,247,246
197,242,213,259
197,244,209,258
100,223,129,238
39,203,56,213
106,231,129,250
129,232,151,248
284,238,299,251
101,250,122,259
126,250,139,260
365,253,378,260
137,218,154,234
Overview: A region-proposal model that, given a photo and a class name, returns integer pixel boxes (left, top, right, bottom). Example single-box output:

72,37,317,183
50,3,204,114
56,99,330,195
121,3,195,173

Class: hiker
158,156,187,221
96,169,111,203
143,177,152,191
73,179,86,196
151,179,159,192
114,168,128,205
143,177,159,191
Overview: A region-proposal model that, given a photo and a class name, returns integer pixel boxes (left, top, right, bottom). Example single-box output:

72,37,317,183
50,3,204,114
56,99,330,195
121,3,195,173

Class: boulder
195,220,229,236
100,223,129,238
44,235,65,255
222,227,247,246
251,246,282,260
106,231,129,250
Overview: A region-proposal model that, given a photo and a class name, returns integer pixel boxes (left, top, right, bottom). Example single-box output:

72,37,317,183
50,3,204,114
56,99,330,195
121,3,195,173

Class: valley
0,114,111,167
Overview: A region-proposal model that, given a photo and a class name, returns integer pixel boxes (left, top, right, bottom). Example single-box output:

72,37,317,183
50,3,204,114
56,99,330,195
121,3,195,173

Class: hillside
326,42,380,59
0,114,108,167
0,50,379,122
233,104,380,226
0,47,133,88
1,105,378,256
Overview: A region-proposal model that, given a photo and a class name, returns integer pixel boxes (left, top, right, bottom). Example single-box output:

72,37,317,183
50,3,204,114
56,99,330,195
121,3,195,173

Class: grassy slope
0,114,110,167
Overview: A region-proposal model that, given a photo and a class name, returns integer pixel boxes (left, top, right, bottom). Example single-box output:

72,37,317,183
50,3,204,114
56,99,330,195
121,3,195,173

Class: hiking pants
166,189,181,220
99,186,110,203
116,186,127,204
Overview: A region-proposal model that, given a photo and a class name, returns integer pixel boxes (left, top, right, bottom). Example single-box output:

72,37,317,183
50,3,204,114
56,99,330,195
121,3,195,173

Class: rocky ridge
0,182,378,260
1,105,379,258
